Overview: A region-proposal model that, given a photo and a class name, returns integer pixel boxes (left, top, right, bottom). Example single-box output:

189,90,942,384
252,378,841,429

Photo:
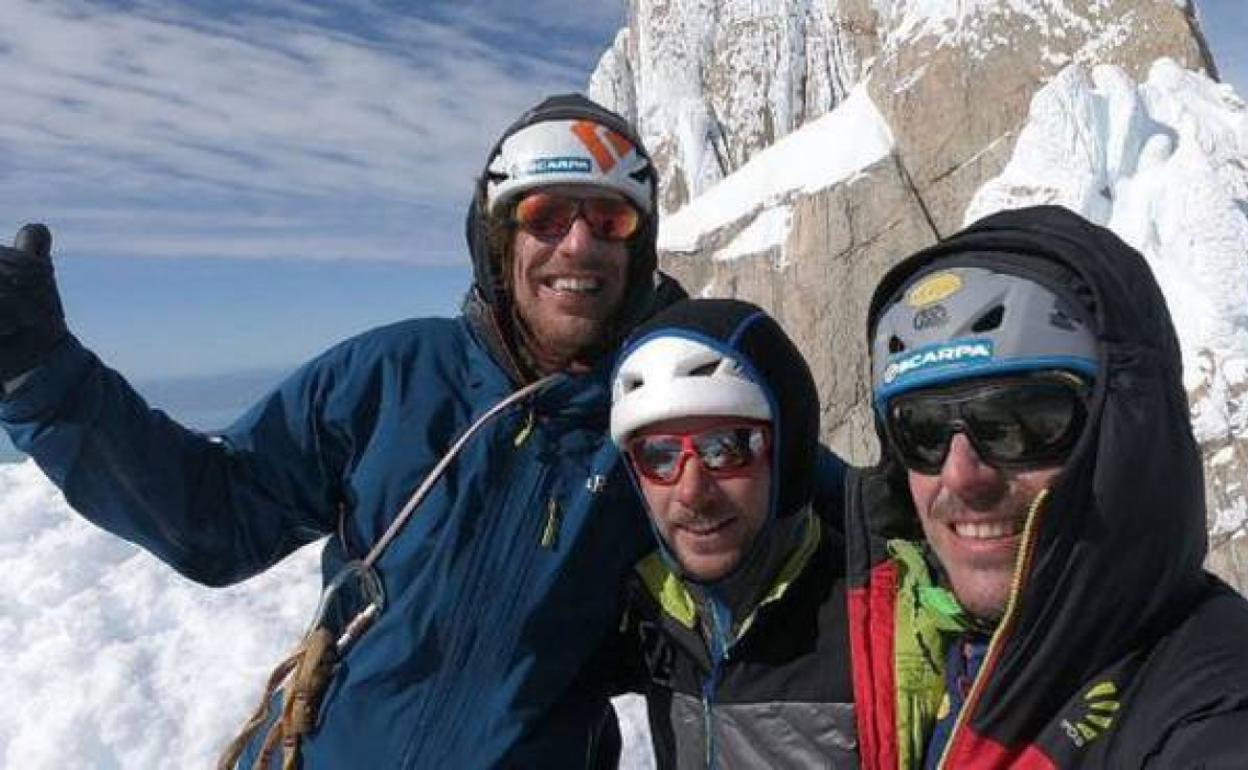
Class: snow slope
0,460,655,767
658,84,894,256
0,461,319,766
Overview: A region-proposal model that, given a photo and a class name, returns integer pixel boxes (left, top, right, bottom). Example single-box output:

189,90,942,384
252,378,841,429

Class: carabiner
308,559,386,635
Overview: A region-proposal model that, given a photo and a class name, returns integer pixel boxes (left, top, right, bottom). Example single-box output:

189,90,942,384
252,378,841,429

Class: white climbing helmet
485,118,654,217
610,335,772,446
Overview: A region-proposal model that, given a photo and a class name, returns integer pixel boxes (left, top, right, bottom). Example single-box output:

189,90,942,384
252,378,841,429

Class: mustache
927,488,1031,522
667,502,741,526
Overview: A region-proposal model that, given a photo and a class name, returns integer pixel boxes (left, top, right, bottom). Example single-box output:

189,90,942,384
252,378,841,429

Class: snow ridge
659,84,893,256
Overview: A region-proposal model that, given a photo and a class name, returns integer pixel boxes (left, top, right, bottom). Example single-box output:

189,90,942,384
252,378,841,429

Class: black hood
461,93,668,384
855,205,1209,754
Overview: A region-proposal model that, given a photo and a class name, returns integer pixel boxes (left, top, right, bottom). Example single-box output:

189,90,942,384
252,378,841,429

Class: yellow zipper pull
514,409,535,447
540,497,562,549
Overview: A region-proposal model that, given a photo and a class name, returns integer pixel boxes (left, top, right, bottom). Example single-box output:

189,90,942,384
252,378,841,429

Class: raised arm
0,225,342,585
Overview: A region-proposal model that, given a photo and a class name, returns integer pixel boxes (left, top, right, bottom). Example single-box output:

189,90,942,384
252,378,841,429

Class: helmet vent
620,374,642,393
972,305,1005,333
888,335,905,354
688,361,721,377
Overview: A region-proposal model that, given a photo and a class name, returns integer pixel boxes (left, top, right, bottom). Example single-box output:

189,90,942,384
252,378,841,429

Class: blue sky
1,0,627,382
1201,0,1248,93
1,0,1244,386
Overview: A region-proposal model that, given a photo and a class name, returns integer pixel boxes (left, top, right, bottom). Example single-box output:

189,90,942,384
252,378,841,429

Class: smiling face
633,416,772,582
907,433,1061,621
509,186,631,373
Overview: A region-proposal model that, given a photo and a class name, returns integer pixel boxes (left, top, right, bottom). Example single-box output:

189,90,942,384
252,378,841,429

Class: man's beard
511,304,618,375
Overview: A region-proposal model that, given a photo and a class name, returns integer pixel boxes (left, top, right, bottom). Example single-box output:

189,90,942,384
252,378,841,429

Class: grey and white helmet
485,119,654,217
871,265,1098,408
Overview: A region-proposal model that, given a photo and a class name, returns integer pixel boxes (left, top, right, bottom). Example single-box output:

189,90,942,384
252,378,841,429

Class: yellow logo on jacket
1059,681,1120,748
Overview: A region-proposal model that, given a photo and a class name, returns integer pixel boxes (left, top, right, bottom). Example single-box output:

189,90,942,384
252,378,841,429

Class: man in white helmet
0,94,684,767
850,206,1248,769
607,298,857,769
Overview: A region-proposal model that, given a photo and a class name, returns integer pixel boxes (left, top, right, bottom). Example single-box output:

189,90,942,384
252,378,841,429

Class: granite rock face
590,1,1248,590
657,154,936,462
591,0,876,213
592,0,1213,224
869,0,1214,235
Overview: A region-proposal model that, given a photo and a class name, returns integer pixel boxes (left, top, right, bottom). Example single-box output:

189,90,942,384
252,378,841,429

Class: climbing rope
219,374,560,769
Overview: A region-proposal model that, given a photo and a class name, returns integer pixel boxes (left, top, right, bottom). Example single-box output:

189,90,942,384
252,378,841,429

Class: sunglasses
884,373,1090,475
513,192,642,242
627,422,771,485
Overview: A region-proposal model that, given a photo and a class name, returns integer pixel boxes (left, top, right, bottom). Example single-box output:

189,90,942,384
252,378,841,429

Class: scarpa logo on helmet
524,157,594,175
882,339,995,385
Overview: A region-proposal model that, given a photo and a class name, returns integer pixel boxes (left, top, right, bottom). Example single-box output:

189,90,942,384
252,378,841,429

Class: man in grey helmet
848,205,1248,769
0,93,684,767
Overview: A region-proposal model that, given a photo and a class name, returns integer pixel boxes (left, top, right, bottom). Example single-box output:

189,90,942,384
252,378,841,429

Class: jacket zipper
514,408,535,447
540,497,562,550
399,394,551,766
514,408,563,550
701,596,733,769
934,489,1050,770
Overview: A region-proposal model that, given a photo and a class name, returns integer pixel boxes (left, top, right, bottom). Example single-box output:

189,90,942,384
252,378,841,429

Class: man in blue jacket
0,94,683,768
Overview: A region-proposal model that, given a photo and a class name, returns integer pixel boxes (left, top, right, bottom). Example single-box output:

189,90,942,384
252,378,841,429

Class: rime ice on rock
590,0,875,214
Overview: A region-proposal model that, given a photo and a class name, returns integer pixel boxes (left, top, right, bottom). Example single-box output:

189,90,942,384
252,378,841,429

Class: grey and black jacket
617,510,857,769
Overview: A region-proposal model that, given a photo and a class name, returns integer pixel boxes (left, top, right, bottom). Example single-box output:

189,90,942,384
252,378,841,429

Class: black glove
0,224,68,382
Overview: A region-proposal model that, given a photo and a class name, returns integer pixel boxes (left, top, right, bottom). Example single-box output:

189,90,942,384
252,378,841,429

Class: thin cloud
0,0,625,263
426,0,626,70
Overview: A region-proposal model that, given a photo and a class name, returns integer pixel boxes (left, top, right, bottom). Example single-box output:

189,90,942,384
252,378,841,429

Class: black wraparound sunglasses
884,372,1091,475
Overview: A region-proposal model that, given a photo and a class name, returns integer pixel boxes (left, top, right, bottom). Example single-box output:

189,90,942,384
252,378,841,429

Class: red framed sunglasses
627,422,771,485
513,192,642,242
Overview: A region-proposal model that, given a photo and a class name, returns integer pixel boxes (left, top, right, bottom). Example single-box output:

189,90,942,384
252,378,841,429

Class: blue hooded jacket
0,94,684,768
